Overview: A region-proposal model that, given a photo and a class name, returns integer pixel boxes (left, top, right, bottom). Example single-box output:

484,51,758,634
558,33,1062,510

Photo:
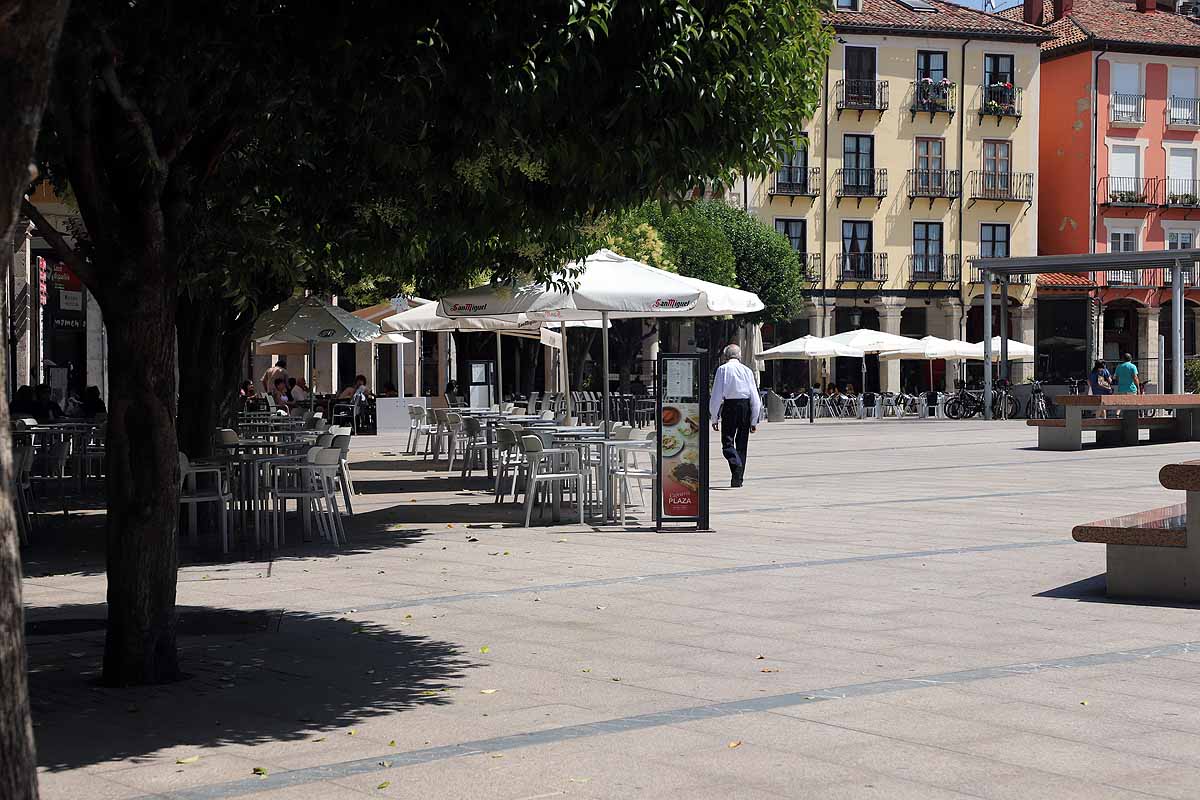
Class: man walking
260,357,289,395
709,343,761,488
1115,352,1140,395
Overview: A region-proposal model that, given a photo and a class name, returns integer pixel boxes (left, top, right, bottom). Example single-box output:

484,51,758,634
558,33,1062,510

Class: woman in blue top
1088,360,1112,396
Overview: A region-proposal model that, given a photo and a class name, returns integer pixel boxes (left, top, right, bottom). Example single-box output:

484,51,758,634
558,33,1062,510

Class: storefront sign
656,353,709,531
59,290,82,312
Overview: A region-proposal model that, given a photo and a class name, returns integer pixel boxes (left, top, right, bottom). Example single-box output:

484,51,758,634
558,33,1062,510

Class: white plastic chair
330,434,355,515
178,452,233,553
519,434,584,527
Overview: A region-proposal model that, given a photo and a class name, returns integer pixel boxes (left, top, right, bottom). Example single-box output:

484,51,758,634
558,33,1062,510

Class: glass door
983,140,1011,197
845,47,876,108
842,221,872,279
844,135,874,195
916,138,944,193
913,222,943,278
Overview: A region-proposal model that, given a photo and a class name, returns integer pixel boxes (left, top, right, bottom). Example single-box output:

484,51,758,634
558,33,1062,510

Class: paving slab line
131,639,1200,800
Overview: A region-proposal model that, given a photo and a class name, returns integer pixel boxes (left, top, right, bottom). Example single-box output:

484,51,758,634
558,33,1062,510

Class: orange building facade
1015,0,1200,387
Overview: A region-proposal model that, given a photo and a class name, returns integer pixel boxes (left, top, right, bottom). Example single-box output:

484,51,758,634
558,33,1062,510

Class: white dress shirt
709,357,762,422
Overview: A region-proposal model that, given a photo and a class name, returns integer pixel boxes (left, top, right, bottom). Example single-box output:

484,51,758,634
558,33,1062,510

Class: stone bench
1026,416,1175,450
1071,461,1200,601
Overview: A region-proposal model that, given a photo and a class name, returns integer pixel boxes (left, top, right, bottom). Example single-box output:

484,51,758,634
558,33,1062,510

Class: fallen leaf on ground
760,668,778,673
378,760,392,767
595,605,606,610
388,740,396,747
754,655,765,660
728,741,742,749
480,646,490,654
252,767,268,777
176,756,199,764
404,614,413,619
480,689,498,694
311,737,326,743
466,536,479,542
1080,700,1088,706
569,777,591,783
491,754,504,759
581,668,591,673
420,690,439,697
611,677,621,682
377,781,391,790
347,729,356,736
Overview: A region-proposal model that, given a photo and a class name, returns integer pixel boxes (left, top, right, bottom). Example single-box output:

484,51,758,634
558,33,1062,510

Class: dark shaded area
1037,574,1200,610
28,605,476,772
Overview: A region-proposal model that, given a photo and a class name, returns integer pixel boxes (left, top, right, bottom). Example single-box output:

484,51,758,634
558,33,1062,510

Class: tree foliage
693,199,804,322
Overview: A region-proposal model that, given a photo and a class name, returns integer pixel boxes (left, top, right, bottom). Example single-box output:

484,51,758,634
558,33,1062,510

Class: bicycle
1024,380,1054,420
944,382,985,419
991,379,1019,420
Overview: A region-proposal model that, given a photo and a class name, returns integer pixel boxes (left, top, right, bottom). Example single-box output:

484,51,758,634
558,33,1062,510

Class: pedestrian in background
709,343,761,488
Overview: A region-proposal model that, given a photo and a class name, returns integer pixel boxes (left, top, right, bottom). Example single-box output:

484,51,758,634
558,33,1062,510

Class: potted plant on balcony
1169,192,1200,206
985,81,1015,115
916,77,952,112
1110,190,1147,204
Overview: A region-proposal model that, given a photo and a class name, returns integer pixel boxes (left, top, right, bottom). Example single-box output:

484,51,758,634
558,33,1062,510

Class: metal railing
835,168,888,198
969,263,1029,284
1106,269,1143,286
968,171,1033,202
908,253,959,281
836,79,889,112
1168,96,1200,126
838,252,887,282
1100,175,1158,206
1162,178,1200,207
1164,266,1195,286
1110,93,1146,124
906,169,960,199
770,165,820,196
910,79,955,115
804,253,823,283
980,84,1022,117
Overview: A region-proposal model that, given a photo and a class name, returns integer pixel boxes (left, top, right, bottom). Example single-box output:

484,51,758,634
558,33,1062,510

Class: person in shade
709,343,761,488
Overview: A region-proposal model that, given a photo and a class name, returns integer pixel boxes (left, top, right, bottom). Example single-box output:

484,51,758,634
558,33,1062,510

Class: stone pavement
23,419,1200,799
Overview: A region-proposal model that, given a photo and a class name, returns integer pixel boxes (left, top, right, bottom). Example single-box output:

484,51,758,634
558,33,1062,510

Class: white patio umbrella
965,337,1035,361
438,248,764,432
877,335,969,392
756,335,866,422
254,296,382,391
381,300,603,406
824,329,923,407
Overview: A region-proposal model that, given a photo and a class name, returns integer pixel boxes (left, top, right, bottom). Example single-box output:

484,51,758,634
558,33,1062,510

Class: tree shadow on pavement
29,604,478,772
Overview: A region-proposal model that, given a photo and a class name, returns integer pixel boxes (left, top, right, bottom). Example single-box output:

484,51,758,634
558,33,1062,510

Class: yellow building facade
748,1,1048,392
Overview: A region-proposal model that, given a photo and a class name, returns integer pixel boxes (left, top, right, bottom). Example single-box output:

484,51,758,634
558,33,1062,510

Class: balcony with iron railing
835,168,887,204
968,262,1030,284
910,79,955,119
803,253,823,284
1106,268,1146,286
906,169,960,203
1168,96,1200,128
979,83,1022,122
837,252,887,283
1162,178,1200,208
769,165,820,197
1109,93,1146,126
1099,175,1158,207
835,79,889,117
968,171,1033,204
908,253,960,283
1164,265,1195,286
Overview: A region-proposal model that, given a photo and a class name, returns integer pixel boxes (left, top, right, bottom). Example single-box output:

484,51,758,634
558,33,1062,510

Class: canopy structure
973,247,1200,418
438,249,764,428
757,335,864,361
965,337,1034,362
254,296,382,390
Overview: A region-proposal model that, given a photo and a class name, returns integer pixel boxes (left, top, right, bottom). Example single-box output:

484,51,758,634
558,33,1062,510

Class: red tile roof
826,0,1052,39
999,0,1200,54
1038,271,1097,286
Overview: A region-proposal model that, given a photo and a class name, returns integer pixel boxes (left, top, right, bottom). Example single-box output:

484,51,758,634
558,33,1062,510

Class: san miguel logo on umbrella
651,297,696,310
319,328,337,338
450,302,487,313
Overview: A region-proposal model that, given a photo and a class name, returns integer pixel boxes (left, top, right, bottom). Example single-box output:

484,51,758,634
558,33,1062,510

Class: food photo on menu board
660,403,701,517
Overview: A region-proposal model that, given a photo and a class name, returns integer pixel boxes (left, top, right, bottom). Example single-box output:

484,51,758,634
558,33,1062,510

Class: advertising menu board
656,354,709,531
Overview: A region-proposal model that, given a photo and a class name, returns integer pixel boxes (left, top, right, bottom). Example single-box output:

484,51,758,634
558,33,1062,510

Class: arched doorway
1102,300,1141,367
1158,300,1199,392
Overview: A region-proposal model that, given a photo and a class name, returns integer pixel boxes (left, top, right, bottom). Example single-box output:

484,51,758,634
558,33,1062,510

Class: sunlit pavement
26,418,1200,799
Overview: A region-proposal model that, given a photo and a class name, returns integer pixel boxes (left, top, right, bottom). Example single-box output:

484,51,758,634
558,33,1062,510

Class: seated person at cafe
272,377,291,411
10,385,36,419
33,384,64,423
337,374,371,400
260,358,289,394
288,377,308,403
77,386,106,418
239,380,256,400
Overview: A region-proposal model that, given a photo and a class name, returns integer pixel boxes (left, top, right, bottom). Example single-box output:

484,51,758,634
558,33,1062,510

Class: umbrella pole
860,357,867,420
308,340,315,395
601,311,611,520
561,322,572,418
495,332,503,407
808,357,815,424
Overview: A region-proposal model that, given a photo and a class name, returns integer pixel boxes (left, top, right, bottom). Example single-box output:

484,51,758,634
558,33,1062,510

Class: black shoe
731,478,743,488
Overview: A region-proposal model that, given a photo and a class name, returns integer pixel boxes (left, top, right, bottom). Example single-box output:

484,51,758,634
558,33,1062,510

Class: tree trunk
0,1,69,796
100,291,182,686
175,300,255,459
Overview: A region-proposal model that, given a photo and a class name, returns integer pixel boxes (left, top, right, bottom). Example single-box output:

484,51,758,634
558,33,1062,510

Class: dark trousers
720,398,752,480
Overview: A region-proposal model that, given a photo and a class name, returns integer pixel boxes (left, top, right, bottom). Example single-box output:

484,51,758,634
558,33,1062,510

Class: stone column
1137,306,1160,390
806,301,832,387
1012,304,1035,383
878,302,904,393
939,299,962,391
315,344,334,394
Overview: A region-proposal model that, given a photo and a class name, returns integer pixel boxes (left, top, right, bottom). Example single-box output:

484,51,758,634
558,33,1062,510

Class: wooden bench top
1026,417,1174,428
1160,460,1200,491
1058,394,1200,408
1072,504,1188,547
